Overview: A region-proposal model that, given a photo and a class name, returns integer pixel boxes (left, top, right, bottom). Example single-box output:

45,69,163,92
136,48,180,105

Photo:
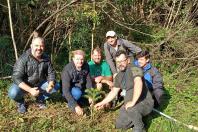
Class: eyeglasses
116,58,127,64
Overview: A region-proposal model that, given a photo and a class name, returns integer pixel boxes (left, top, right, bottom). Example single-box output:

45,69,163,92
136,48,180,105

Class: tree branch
0,76,11,80
7,0,18,60
24,0,79,51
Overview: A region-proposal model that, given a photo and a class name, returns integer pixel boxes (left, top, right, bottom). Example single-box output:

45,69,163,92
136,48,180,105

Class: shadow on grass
144,88,171,130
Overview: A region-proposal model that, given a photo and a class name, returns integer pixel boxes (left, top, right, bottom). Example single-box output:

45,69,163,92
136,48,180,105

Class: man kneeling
8,37,60,114
95,50,154,132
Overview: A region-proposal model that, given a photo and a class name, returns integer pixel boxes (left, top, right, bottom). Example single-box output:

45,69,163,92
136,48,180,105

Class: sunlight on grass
0,78,197,131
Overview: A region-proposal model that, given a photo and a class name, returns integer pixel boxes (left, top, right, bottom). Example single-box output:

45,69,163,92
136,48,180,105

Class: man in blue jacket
135,51,165,107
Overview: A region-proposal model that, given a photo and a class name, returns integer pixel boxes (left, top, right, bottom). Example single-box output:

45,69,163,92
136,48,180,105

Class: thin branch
101,8,158,38
0,3,8,8
0,76,11,80
7,0,18,60
24,0,79,51
170,0,183,28
157,56,198,61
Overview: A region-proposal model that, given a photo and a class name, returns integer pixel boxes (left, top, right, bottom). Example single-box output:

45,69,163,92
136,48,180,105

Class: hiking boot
36,99,47,109
17,102,26,114
37,103,47,109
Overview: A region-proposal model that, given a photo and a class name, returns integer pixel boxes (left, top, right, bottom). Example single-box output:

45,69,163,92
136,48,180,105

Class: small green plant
84,88,105,119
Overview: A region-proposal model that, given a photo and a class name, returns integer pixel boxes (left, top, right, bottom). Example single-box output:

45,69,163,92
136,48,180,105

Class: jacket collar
134,60,152,72
26,48,49,62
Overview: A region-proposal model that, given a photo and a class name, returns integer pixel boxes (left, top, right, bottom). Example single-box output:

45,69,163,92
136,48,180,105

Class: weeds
0,75,197,131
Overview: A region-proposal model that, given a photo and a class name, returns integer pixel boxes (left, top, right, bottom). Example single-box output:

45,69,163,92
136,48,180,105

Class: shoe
36,99,47,109
17,102,26,114
37,103,47,109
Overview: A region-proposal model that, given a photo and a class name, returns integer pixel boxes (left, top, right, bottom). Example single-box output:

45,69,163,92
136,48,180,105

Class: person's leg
71,87,82,100
67,86,82,111
37,81,60,101
128,107,144,132
128,101,153,132
115,106,134,129
153,88,165,107
36,81,60,109
8,84,26,113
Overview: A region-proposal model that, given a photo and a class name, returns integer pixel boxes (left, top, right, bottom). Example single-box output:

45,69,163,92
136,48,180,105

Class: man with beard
88,47,113,90
8,37,60,113
95,50,154,132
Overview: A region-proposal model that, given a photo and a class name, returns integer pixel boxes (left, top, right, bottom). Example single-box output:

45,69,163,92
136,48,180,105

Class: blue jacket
134,60,164,105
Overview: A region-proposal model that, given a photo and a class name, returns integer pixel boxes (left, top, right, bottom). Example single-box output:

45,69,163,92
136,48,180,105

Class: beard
118,65,126,71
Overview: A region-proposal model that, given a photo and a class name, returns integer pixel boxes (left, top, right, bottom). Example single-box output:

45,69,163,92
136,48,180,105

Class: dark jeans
115,100,154,130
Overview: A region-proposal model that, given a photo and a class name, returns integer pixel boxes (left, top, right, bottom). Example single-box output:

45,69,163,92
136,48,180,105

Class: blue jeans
63,87,83,110
8,81,60,103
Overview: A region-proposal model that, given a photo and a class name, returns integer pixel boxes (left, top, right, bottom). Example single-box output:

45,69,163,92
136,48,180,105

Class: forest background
0,0,197,131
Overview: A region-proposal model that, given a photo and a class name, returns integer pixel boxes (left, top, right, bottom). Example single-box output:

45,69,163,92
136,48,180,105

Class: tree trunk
7,0,18,60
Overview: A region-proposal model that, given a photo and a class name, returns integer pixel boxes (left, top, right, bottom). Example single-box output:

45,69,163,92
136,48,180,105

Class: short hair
72,50,85,58
91,46,102,54
115,50,128,58
31,37,44,45
136,51,150,59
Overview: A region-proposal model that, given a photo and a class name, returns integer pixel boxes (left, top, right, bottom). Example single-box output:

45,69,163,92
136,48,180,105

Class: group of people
8,31,165,132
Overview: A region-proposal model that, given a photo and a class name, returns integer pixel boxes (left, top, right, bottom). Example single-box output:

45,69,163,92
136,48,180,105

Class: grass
0,76,198,132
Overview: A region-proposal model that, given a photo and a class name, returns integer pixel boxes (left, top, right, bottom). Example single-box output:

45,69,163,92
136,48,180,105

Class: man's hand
105,80,113,88
96,83,102,90
94,76,103,83
113,73,118,79
75,105,83,116
125,101,135,110
94,102,105,110
29,87,40,97
46,81,54,93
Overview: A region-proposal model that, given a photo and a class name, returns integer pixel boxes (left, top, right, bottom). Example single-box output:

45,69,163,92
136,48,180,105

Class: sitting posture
135,51,165,107
95,50,154,132
8,37,60,113
88,47,113,90
61,50,93,116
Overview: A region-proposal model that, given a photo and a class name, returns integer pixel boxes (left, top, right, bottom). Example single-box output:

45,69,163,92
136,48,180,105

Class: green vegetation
0,0,197,131
0,75,197,131
84,88,105,119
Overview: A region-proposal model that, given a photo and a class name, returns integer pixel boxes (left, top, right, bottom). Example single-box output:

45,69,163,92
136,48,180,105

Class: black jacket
12,49,55,87
61,61,93,108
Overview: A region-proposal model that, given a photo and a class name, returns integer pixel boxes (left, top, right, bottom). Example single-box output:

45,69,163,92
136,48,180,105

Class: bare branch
0,76,11,80
24,0,79,51
0,3,8,8
7,0,18,60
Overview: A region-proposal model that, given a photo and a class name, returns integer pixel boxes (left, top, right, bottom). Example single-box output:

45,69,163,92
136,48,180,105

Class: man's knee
71,87,82,100
115,107,133,129
8,84,24,100
115,118,133,129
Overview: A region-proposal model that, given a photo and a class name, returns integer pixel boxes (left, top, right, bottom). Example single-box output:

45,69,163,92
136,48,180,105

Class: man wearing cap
104,31,142,78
